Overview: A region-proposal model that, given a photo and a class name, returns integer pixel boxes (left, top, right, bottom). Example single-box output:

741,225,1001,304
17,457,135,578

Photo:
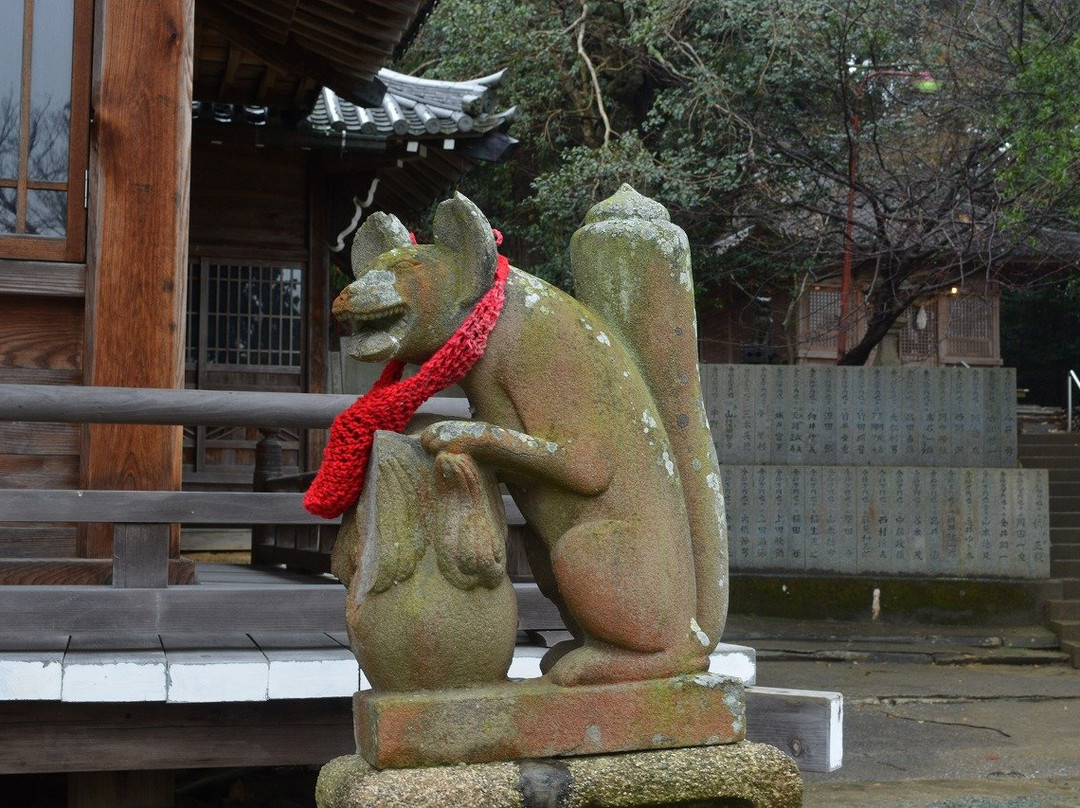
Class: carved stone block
354,673,745,769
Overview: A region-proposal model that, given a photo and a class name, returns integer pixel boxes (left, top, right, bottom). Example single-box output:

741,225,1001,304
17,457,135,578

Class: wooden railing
0,383,551,634
0,382,469,429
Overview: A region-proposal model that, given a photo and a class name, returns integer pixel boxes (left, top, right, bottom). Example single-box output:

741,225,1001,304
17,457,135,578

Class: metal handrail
1069,370,1080,432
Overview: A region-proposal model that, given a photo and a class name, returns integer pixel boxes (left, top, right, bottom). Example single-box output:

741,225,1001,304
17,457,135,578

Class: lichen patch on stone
661,451,675,476
690,617,711,647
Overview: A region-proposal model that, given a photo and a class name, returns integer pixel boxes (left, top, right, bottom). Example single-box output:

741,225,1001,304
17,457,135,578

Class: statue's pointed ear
351,212,413,278
432,193,497,289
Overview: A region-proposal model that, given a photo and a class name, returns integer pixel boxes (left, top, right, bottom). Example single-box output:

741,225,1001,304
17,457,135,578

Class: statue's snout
332,287,353,321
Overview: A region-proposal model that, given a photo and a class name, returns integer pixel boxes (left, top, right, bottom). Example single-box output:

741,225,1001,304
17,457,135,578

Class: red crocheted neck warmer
304,235,510,519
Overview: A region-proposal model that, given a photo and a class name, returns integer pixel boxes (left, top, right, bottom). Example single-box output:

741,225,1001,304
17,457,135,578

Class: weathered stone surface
332,188,728,688
721,464,1049,578
331,432,518,693
703,365,1018,468
317,740,802,807
355,672,745,769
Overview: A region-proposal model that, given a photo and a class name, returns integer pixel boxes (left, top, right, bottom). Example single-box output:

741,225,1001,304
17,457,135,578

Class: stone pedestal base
317,741,802,807
356,673,744,769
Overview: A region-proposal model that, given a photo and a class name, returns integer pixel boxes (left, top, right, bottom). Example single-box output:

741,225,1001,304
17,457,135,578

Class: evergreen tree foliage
398,0,1080,363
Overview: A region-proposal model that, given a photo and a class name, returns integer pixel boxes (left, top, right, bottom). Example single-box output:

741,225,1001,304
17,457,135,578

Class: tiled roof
306,68,517,138
192,68,517,221
194,68,516,141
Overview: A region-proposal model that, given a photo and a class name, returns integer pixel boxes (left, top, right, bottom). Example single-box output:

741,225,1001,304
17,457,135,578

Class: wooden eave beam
199,3,393,106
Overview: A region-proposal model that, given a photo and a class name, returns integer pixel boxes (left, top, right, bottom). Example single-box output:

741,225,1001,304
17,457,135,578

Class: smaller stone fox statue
332,186,728,686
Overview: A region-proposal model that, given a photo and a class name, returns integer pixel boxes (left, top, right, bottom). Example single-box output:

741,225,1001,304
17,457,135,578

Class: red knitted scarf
304,234,510,519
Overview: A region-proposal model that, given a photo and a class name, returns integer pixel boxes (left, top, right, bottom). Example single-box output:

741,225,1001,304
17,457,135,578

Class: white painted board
161,634,269,703
62,634,167,703
251,633,360,699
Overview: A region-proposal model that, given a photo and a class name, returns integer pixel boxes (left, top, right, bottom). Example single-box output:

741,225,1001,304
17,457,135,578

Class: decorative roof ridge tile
308,67,513,139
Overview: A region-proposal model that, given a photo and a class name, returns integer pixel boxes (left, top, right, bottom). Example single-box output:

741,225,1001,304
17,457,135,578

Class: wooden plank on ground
745,685,843,773
0,585,347,634
327,631,350,649
249,544,332,573
250,633,359,699
513,582,562,631
62,635,168,703
503,496,524,525
0,634,67,700
0,698,354,773
160,634,269,703
505,642,758,686
0,582,555,635
193,563,339,586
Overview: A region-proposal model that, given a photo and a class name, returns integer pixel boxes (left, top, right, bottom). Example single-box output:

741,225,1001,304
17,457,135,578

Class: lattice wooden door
183,257,307,488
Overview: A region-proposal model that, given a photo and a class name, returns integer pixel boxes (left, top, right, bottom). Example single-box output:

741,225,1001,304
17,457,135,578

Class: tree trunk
837,299,905,366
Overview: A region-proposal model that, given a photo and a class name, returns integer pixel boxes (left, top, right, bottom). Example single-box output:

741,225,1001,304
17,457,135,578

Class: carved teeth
341,304,405,330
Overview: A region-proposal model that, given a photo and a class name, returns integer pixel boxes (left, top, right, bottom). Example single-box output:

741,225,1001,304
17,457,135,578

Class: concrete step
1063,638,1080,668
1051,559,1080,578
1064,580,1080,599
1048,619,1080,641
1046,600,1080,622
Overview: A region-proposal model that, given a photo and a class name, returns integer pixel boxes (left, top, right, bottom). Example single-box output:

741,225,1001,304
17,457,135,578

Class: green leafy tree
399,0,1080,363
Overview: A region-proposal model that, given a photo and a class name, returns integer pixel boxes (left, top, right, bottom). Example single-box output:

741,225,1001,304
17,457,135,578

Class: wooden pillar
307,152,330,470
81,0,194,559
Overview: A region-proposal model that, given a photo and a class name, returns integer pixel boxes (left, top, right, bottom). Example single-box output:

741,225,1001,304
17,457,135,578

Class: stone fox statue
332,186,728,686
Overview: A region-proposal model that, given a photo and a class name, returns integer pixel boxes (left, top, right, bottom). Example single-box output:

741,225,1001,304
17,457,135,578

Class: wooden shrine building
0,0,515,577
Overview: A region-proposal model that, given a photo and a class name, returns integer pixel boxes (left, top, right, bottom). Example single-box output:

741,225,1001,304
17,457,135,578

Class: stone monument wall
702,365,1017,467
702,366,1050,579
720,464,1048,578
